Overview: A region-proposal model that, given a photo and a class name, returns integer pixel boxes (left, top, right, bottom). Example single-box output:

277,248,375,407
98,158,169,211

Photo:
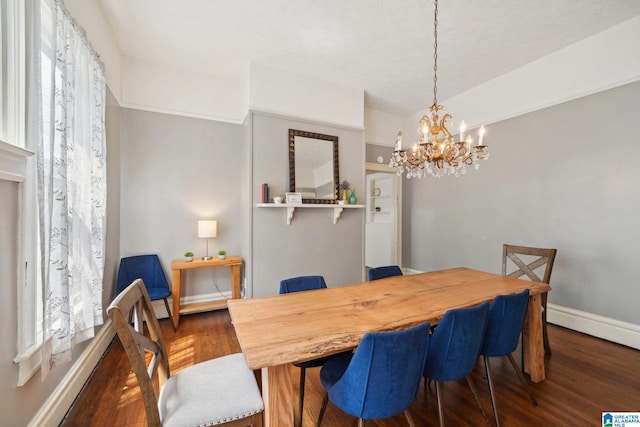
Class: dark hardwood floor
62,310,640,426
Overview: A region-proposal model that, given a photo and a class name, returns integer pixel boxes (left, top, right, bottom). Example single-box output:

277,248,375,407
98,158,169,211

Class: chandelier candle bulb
479,125,486,146
459,121,466,142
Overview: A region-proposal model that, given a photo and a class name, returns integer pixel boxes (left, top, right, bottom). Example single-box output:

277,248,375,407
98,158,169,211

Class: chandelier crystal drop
389,0,489,179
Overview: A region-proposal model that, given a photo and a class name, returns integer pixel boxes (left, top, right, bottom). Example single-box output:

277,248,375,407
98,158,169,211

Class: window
1,0,25,146
3,0,41,386
11,0,107,384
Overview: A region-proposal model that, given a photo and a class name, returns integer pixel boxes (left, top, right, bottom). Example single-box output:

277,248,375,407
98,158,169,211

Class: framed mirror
288,129,339,204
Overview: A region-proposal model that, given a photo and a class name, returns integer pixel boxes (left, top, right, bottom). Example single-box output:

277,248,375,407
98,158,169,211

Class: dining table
228,267,551,427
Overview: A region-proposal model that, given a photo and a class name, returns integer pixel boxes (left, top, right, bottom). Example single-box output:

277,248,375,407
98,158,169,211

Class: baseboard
151,291,233,319
547,303,640,350
401,267,423,275
28,320,115,427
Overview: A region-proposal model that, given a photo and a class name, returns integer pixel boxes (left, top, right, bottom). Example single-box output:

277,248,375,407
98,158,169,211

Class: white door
365,170,401,267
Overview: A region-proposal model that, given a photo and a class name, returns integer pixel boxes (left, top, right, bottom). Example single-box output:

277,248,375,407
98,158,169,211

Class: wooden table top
228,267,551,370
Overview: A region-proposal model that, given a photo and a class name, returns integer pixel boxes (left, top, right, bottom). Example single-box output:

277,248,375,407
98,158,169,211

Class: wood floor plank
62,310,640,427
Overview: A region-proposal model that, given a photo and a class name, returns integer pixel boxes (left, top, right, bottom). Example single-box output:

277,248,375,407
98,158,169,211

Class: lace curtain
38,0,106,379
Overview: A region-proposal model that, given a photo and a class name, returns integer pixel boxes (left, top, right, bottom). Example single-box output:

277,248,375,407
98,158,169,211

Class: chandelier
390,0,489,179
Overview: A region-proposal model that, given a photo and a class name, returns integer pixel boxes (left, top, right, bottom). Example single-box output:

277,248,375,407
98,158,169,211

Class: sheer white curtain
38,0,106,379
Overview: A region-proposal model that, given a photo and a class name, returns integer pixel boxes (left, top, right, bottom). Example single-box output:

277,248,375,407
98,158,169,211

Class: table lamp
198,220,217,260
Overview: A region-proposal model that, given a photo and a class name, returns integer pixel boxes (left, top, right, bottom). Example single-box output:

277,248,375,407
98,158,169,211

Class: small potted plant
184,251,194,262
217,249,227,260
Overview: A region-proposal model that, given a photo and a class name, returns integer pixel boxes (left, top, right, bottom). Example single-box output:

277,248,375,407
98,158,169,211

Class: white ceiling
97,0,640,116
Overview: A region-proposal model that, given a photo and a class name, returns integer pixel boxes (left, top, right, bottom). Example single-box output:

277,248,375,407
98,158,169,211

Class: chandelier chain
389,0,489,179
432,0,439,107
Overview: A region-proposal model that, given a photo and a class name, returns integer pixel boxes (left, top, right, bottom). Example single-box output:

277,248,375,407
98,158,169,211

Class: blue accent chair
279,275,349,427
316,321,431,426
367,265,403,281
117,255,173,327
423,302,491,427
279,275,327,294
480,289,537,427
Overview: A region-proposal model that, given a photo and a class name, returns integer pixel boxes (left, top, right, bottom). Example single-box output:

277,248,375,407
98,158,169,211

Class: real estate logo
603,412,640,427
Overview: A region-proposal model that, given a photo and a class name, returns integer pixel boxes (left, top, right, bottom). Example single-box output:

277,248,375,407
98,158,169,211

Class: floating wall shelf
256,203,364,225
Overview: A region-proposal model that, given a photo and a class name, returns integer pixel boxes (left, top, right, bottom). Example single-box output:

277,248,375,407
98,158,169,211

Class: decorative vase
342,189,348,201
349,189,357,205
185,256,193,262
218,254,226,260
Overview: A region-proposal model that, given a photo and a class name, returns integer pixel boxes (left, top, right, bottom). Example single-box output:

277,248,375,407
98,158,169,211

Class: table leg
171,269,181,329
231,264,241,299
261,364,294,427
522,293,545,382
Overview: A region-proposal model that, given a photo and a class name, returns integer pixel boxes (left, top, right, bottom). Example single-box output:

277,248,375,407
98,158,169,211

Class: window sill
0,139,33,182
13,343,42,386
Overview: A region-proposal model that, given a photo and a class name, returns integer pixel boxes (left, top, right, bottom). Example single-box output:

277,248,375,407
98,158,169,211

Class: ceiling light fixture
390,0,489,179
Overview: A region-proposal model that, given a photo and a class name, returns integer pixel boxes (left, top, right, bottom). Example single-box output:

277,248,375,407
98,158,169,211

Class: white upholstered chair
107,279,263,427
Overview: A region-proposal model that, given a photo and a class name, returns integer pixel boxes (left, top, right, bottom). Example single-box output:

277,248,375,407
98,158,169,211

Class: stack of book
261,183,270,203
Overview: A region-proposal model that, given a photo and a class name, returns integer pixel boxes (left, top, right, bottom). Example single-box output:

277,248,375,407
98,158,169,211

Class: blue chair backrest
424,301,490,382
279,275,327,294
368,265,403,281
329,321,431,420
480,289,530,357
116,255,170,295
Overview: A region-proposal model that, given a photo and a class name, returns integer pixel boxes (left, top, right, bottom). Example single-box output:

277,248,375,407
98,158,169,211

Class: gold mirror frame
288,129,339,204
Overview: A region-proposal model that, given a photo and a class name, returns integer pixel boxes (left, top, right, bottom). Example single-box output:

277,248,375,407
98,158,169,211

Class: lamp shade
198,220,217,238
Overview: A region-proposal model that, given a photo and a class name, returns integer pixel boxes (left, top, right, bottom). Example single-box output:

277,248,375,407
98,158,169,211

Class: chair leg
358,419,365,427
483,356,500,427
316,392,329,427
251,412,263,427
424,377,433,394
542,292,551,355
465,375,491,426
163,298,175,331
435,381,445,427
404,409,416,427
507,354,537,406
297,367,306,427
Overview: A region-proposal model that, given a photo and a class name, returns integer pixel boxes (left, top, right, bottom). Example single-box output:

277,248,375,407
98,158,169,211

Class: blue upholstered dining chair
316,321,431,427
367,265,403,281
423,302,491,427
279,275,349,427
480,289,537,427
279,275,327,294
117,255,173,326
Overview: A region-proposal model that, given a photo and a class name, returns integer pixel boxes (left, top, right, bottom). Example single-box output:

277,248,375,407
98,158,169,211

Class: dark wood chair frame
502,244,557,355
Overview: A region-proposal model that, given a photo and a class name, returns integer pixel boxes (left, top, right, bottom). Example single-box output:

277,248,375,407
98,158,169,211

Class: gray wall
119,108,366,300
104,88,122,309
250,112,365,296
404,81,640,325
365,143,394,165
119,109,245,298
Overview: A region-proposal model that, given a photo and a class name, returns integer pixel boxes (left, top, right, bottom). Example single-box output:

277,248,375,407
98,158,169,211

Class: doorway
365,163,402,269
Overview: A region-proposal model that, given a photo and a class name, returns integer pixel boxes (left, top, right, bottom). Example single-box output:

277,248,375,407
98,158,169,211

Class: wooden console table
170,256,242,328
